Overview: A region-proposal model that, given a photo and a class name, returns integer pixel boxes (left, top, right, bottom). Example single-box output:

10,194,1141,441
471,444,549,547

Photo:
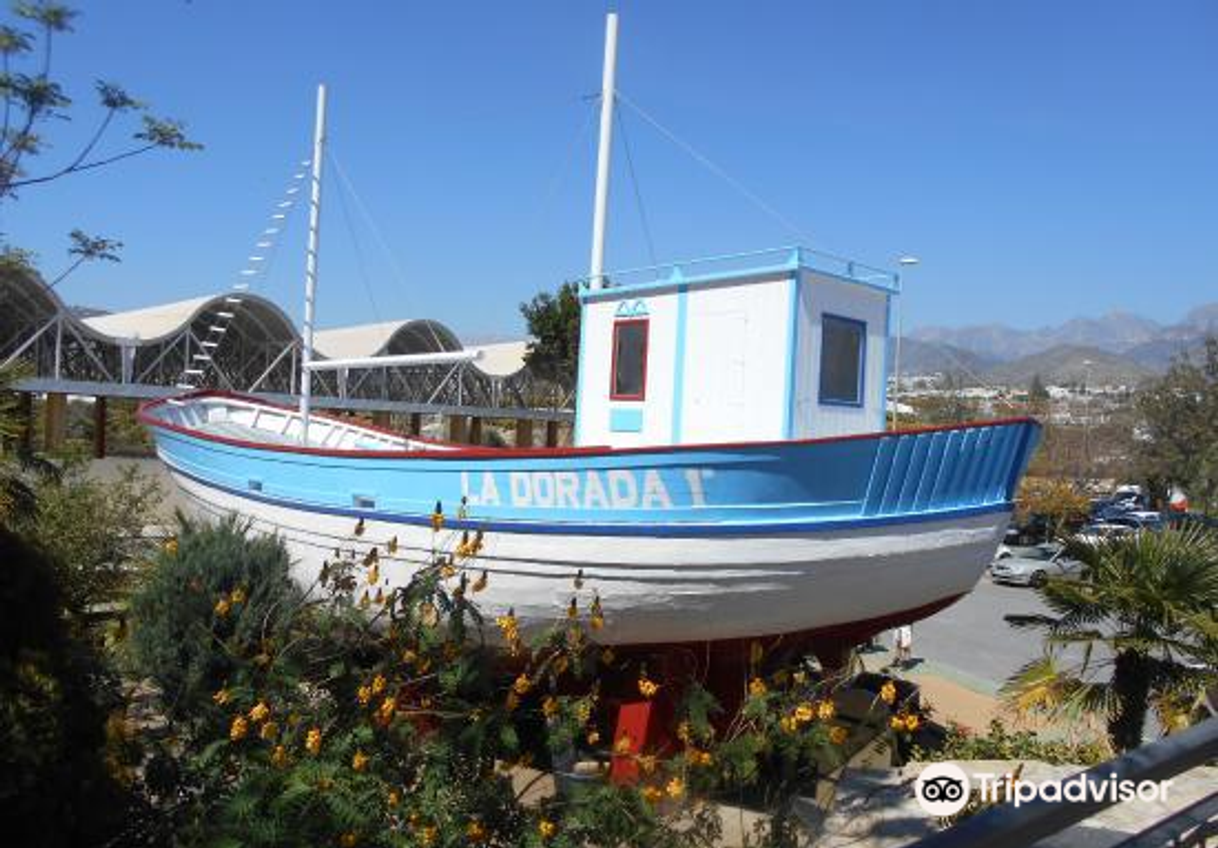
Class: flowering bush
125,515,910,846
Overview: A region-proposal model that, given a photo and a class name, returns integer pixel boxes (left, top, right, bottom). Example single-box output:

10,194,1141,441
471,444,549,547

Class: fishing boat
139,13,1039,663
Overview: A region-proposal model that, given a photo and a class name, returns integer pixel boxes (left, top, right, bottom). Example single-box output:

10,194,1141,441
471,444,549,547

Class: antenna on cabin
588,12,619,291
299,83,327,443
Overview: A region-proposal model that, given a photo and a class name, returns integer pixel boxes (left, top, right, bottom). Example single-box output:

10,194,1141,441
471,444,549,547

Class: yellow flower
430,509,444,533
748,677,768,698
352,750,369,772
614,734,633,754
794,702,814,723
696,750,713,766
305,726,322,755
358,590,370,609
163,537,178,556
600,647,615,665
638,674,660,699
590,597,605,631
357,684,372,706
249,700,270,723
829,725,848,745
260,720,279,741
212,687,231,706
377,696,397,724
586,729,601,745
677,721,693,744
890,714,907,731
367,563,379,585
505,691,520,711
642,785,664,803
666,777,685,798
271,744,288,767
567,597,578,619
229,586,247,605
371,674,386,695
513,674,532,695
817,700,836,721
466,820,487,843
538,818,557,839
472,570,488,592
339,832,357,848
214,597,231,617
439,562,456,579
229,715,249,741
401,648,418,666
638,753,657,775
387,789,400,807
904,714,920,732
420,825,437,846
387,535,399,554
880,681,897,705
542,696,560,719
575,699,591,722
779,715,796,734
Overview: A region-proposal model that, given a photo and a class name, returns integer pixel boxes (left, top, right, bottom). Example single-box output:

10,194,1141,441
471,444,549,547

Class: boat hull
168,465,1011,645
140,392,1040,647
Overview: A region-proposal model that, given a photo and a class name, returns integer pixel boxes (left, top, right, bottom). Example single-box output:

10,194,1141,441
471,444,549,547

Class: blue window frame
819,313,866,407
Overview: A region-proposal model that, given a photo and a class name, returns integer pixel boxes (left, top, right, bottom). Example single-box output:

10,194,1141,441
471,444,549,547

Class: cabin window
610,319,649,400
819,314,866,406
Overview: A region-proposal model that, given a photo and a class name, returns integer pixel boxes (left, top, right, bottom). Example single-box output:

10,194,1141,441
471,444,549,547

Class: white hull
169,468,1008,646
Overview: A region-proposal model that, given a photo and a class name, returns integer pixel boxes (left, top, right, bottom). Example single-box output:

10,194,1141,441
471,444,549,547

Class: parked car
990,543,1083,587
1074,521,1137,547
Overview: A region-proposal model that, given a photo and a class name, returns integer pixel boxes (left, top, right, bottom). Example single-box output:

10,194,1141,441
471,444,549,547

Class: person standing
893,624,913,666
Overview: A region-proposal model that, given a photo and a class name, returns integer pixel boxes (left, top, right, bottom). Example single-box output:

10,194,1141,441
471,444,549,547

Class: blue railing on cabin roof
574,246,901,297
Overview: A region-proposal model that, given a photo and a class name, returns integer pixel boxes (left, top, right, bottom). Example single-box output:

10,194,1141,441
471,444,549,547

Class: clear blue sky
3,1,1215,339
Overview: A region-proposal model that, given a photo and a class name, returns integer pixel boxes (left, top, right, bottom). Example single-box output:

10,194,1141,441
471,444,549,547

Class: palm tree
1002,525,1218,752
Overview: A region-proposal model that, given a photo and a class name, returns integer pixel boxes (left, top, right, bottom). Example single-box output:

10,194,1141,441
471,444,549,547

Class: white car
990,543,1084,588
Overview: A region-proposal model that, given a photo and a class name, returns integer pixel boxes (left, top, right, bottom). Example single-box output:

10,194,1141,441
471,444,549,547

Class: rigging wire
527,96,600,239
615,89,814,247
327,147,382,323
614,103,658,266
327,150,446,352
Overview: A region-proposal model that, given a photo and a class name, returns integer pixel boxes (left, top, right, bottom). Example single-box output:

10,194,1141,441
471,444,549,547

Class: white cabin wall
678,276,791,444
792,271,890,439
576,290,679,448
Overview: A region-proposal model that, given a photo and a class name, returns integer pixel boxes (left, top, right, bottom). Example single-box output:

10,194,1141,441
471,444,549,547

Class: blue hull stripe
168,461,1015,539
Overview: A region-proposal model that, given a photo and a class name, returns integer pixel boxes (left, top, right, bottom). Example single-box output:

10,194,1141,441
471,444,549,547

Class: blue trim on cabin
166,460,1016,539
671,282,689,444
880,292,893,430
783,274,801,439
581,266,796,304
818,313,868,408
609,408,643,433
576,246,900,301
573,298,590,445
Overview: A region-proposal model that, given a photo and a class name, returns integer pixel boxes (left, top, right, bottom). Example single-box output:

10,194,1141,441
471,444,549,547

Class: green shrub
0,527,130,847
126,515,302,720
916,718,1110,766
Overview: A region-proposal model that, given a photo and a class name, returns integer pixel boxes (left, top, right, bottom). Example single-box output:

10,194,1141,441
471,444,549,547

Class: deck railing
574,245,901,294
907,717,1218,848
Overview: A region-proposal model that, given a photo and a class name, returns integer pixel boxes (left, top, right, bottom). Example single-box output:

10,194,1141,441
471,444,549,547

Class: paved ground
891,577,1056,694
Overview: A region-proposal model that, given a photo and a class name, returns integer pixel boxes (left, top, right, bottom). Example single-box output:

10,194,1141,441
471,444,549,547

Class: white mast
298,83,327,442
588,12,619,290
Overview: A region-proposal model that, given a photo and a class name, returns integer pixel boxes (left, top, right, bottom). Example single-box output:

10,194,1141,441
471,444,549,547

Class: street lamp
892,256,919,430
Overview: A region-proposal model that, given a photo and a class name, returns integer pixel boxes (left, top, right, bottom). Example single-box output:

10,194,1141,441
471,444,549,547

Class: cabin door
683,310,748,442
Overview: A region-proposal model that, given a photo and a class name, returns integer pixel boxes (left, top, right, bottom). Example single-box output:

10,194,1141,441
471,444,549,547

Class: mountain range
897,303,1217,387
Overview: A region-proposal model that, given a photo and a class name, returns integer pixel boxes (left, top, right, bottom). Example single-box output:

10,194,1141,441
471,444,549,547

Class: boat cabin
574,247,899,448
